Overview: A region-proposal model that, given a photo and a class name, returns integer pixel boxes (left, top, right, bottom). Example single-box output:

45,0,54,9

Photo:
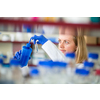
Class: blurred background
0,17,100,65
0,17,100,84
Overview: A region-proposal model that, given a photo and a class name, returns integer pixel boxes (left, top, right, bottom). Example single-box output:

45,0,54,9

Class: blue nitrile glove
30,35,48,45
13,50,31,60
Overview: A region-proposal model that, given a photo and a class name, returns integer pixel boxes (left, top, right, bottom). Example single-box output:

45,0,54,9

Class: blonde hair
73,28,88,63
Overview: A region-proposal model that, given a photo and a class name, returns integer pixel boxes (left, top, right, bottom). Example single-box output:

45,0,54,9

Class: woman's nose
59,42,64,48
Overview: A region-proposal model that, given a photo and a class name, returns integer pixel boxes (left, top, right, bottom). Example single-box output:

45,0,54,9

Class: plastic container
42,25,55,34
74,68,90,84
90,17,100,23
65,53,76,83
10,59,23,84
0,63,14,84
18,43,32,67
88,53,99,70
83,61,96,83
52,61,67,84
16,32,23,41
38,60,53,84
28,68,42,84
65,52,76,67
63,17,90,23
33,25,45,34
83,61,94,71
32,49,45,65
22,25,32,33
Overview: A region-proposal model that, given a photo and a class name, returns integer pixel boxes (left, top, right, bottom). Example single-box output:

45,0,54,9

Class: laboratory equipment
52,61,67,84
18,43,32,67
65,53,76,83
83,61,94,71
88,53,99,70
74,68,90,84
35,40,39,53
10,59,24,84
28,68,42,84
38,60,53,84
0,63,14,84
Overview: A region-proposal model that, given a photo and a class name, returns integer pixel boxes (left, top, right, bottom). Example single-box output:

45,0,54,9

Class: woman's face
58,27,77,54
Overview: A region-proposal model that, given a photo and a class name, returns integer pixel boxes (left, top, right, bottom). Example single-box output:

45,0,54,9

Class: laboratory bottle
83,61,97,84
88,53,99,70
51,61,67,84
18,43,32,67
38,60,53,84
54,61,67,84
28,68,42,84
74,68,90,84
90,17,100,23
51,61,60,84
0,63,14,84
65,53,76,83
10,59,24,84
83,61,94,72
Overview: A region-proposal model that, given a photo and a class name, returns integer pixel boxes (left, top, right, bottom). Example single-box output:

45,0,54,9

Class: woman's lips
60,50,66,53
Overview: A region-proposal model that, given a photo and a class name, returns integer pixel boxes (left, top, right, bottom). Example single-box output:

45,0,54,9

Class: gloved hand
13,50,31,60
30,35,48,45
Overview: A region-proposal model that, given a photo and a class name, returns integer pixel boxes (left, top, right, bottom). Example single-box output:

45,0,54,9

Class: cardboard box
97,38,100,44
84,36,97,44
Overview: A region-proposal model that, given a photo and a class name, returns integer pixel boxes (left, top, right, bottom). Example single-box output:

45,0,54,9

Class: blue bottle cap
0,58,3,64
38,60,53,68
3,55,7,59
84,61,94,68
88,53,99,59
26,43,31,48
29,68,39,76
10,59,20,66
75,68,90,76
53,61,67,68
27,26,31,32
65,53,75,58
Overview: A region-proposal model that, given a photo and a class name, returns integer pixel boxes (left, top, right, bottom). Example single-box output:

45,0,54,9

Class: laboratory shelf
86,44,100,47
0,40,100,46
0,40,58,45
0,19,100,29
0,40,33,44
2,63,37,67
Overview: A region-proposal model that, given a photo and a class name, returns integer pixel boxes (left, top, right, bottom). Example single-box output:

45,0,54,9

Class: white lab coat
21,40,83,75
42,40,84,68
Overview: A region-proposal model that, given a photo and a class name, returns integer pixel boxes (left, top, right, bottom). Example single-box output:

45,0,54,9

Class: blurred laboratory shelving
0,40,58,45
1,17,100,67
0,19,100,31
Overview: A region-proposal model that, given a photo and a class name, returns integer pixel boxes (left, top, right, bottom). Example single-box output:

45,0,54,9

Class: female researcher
14,26,88,68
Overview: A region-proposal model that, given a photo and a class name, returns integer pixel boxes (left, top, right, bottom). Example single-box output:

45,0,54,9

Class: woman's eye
65,41,69,44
